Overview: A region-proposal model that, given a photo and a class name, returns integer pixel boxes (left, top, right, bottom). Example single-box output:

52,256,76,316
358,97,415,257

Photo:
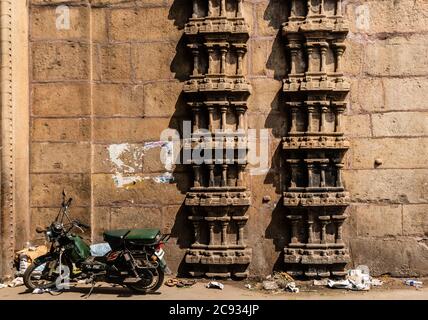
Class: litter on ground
404,280,423,288
206,281,224,290
327,265,383,291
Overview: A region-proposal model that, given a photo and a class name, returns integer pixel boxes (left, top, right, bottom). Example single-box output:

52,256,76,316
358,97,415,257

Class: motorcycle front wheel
23,256,73,291
127,265,164,294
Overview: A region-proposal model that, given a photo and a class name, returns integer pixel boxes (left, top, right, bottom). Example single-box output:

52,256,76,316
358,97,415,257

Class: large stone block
94,44,132,82
92,173,189,206
372,112,428,137
31,42,90,81
349,238,428,276
93,118,176,143
92,207,111,242
91,8,108,42
249,39,269,76
346,0,428,34
247,78,282,112
132,42,177,81
347,138,428,169
109,7,181,42
402,204,428,236
92,84,144,116
32,118,90,142
109,206,163,230
342,38,364,76
364,35,428,77
31,6,89,40
255,1,286,37
30,173,91,207
350,204,402,237
343,169,428,204
343,114,371,138
32,83,90,116
351,77,428,113
31,143,90,173
143,81,184,117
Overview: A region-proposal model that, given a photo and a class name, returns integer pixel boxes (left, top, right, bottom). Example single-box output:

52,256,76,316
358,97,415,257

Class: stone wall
27,0,428,277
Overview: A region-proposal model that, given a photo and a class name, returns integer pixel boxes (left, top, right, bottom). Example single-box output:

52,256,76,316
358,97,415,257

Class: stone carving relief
182,0,252,278
281,0,350,277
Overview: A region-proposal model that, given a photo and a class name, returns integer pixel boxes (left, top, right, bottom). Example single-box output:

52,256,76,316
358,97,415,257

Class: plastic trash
327,279,353,290
404,280,423,288
245,284,252,289
8,277,24,288
262,280,279,290
18,254,29,275
285,282,299,293
313,279,329,286
0,283,7,289
206,281,224,290
90,243,111,257
32,288,51,294
370,279,383,287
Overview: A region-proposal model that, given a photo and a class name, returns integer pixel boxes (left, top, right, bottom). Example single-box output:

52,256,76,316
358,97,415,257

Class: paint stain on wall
107,142,175,188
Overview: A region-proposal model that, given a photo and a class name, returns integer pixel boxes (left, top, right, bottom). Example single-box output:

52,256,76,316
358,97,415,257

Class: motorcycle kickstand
82,278,96,299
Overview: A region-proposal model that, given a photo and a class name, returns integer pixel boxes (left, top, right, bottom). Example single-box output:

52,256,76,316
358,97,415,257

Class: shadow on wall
263,0,290,274
166,0,194,276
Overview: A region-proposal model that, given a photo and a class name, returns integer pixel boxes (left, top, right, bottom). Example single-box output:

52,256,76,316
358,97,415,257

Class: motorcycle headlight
45,230,53,242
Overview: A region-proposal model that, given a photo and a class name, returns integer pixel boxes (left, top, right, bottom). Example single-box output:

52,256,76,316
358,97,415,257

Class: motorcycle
23,191,170,294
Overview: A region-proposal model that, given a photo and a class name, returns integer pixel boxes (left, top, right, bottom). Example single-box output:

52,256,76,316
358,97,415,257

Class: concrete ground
0,276,427,300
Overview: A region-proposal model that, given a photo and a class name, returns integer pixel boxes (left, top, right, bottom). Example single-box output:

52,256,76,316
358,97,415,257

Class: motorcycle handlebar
66,197,73,207
74,220,90,229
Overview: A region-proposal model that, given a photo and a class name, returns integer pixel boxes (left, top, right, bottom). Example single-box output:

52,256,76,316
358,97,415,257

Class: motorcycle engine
81,256,107,271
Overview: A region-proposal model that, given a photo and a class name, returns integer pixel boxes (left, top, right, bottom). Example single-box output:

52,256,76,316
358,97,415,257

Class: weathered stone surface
372,112,428,137
19,0,428,279
31,143,90,173
364,35,428,77
344,114,372,138
109,7,181,42
31,6,89,40
351,77,428,113
94,44,132,81
351,204,402,237
349,238,428,277
347,138,428,169
343,169,428,204
249,40,270,76
247,78,282,112
143,81,184,117
30,173,91,207
91,8,108,42
32,118,90,142
92,173,189,206
32,84,90,116
255,0,287,37
32,42,90,81
402,204,428,236
132,42,177,81
93,84,144,116
93,118,178,143
346,0,428,34
342,39,364,76
109,206,163,230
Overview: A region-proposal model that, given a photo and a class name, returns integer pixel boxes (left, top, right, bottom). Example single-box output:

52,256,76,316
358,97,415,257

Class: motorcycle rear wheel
127,265,164,294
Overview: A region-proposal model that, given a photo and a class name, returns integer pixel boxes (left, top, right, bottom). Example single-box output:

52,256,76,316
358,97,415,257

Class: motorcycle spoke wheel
127,266,164,294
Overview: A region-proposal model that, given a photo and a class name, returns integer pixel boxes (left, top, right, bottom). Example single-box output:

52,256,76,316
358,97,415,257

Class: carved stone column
192,0,198,18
